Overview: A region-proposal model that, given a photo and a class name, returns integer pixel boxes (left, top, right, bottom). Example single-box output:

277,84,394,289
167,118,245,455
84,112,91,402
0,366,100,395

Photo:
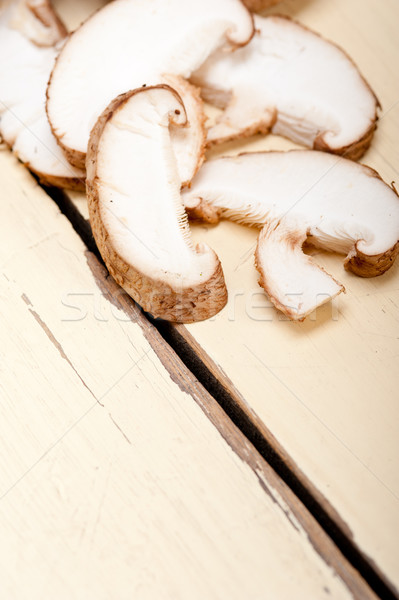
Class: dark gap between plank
44,183,397,600
154,320,398,600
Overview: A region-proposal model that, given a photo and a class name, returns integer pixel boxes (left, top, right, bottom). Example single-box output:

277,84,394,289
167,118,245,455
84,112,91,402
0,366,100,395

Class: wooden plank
190,0,399,592
57,0,399,593
0,150,378,597
186,0,399,592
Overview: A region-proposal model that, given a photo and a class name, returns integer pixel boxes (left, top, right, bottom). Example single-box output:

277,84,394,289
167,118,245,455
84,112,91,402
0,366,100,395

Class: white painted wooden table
1,0,398,598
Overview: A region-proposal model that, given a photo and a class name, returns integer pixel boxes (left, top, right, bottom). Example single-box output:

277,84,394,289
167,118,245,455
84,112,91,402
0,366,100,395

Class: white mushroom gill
192,15,378,159
46,0,254,168
86,86,227,323
182,150,399,319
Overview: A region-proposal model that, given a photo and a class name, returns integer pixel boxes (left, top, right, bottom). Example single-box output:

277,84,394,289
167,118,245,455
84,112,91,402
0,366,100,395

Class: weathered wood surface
193,0,399,591
59,0,399,593
1,148,379,597
188,0,399,592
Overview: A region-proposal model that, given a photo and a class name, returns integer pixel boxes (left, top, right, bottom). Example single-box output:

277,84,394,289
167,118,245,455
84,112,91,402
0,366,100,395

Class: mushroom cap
86,85,227,323
0,0,85,189
46,0,254,169
192,15,379,159
182,150,399,319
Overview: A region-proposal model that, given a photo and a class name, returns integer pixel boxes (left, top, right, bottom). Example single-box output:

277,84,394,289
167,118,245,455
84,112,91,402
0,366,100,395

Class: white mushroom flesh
46,0,254,167
96,90,215,285
162,75,206,187
192,15,378,158
256,218,344,319
183,150,399,319
0,0,85,186
86,85,227,326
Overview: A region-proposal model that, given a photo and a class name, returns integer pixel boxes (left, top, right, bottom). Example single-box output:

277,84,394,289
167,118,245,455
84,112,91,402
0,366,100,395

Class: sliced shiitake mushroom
192,15,379,160
86,85,227,323
183,150,399,320
0,0,85,189
47,0,254,170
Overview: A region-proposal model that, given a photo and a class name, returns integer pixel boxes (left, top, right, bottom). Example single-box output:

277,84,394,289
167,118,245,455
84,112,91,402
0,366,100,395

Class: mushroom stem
255,218,344,321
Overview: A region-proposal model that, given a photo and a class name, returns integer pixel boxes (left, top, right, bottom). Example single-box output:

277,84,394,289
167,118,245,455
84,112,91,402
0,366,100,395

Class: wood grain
57,0,399,593
188,0,399,592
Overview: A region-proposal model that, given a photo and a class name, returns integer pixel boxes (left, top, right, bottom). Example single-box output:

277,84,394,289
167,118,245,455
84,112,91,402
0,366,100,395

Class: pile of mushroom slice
46,0,254,171
192,15,379,159
49,0,397,323
183,151,399,320
0,0,85,189
2,0,397,323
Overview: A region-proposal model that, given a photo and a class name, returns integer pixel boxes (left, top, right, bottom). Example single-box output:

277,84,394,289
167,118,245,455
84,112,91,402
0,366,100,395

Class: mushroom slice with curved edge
0,0,85,190
182,150,399,320
46,0,254,170
86,85,227,323
192,15,379,160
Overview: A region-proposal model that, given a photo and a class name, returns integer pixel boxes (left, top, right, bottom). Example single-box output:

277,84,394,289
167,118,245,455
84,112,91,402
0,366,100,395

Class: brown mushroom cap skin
31,169,85,192
313,114,378,163
86,86,227,323
344,239,399,278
